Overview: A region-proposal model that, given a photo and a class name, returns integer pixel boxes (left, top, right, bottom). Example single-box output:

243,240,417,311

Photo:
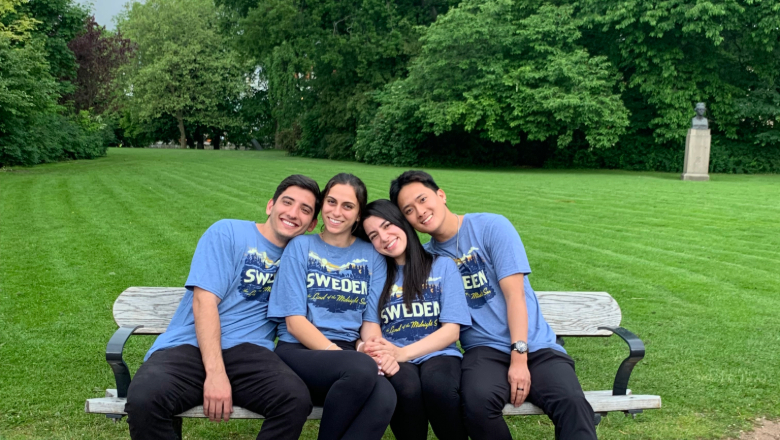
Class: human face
321,184,360,236
363,216,407,265
396,182,448,235
265,186,318,241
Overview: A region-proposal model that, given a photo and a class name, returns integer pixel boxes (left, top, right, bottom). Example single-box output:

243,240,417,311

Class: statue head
695,102,706,117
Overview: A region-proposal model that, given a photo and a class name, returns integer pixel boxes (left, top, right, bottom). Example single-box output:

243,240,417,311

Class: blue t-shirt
380,257,471,364
268,234,386,343
425,213,563,355
145,219,284,361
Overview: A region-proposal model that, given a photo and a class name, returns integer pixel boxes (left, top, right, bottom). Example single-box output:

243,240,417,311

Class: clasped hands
360,336,401,377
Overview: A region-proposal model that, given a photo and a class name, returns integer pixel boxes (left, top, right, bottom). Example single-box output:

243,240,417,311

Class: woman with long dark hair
268,174,396,440
358,199,471,440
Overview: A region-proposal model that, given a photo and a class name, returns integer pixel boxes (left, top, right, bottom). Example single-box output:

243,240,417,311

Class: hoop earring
352,221,359,234
320,223,325,233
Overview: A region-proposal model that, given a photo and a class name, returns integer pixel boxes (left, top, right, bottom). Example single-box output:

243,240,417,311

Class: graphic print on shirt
306,251,369,313
380,277,442,345
239,248,280,302
454,247,495,309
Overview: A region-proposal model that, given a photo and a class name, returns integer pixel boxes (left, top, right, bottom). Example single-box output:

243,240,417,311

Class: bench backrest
114,287,621,336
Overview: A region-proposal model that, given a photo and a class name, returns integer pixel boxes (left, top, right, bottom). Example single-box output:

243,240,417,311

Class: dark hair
389,170,440,206
360,199,434,315
273,174,322,218
322,173,368,237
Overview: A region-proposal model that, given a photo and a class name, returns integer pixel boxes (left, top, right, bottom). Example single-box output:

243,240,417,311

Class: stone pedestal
682,129,711,181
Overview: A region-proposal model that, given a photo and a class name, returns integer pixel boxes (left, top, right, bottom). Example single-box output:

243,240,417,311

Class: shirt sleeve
363,250,387,324
437,258,472,327
484,215,532,281
267,237,309,318
184,220,236,300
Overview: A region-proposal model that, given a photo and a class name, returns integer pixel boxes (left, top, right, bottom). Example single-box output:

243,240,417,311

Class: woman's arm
286,315,342,350
357,321,383,352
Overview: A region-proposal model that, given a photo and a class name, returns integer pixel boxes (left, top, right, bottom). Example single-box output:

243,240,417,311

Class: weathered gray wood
86,390,659,418
113,288,622,336
105,387,632,398
113,287,186,334
536,291,622,336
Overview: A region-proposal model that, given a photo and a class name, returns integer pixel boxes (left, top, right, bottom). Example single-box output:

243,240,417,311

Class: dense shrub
0,111,112,167
544,135,780,174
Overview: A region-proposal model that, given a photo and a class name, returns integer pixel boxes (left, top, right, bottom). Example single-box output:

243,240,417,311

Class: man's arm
499,274,530,407
193,287,232,422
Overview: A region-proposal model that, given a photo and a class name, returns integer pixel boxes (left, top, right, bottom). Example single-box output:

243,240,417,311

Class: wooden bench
86,287,661,427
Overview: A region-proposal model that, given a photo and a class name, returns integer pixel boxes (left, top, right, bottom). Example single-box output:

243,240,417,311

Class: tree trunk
175,111,187,149
195,126,204,149
212,129,222,150
274,119,280,149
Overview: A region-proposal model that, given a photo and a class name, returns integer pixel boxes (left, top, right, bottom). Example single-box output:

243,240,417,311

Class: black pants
386,355,468,440
125,343,311,440
461,347,597,440
275,340,396,440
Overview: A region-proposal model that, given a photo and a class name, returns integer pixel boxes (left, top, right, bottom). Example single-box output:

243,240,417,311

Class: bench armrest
598,326,645,396
106,325,142,398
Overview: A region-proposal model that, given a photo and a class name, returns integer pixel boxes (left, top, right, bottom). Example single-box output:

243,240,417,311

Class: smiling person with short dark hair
125,174,321,440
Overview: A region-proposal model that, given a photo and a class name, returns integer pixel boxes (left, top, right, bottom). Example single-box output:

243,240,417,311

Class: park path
739,419,780,440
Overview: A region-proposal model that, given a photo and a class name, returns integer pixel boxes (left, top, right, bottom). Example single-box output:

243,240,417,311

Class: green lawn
1,148,778,439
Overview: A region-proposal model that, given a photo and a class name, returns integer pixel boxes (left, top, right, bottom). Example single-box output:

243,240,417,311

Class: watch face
513,341,528,353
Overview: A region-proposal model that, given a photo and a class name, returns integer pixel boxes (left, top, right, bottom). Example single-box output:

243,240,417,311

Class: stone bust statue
691,102,708,130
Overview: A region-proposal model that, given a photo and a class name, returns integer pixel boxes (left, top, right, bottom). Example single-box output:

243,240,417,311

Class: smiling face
265,185,318,242
363,215,408,265
396,182,448,236
321,183,360,236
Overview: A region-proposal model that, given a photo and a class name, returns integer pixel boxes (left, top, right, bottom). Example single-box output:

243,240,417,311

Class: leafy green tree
10,0,90,96
220,0,456,157
0,0,36,40
576,0,780,165
355,0,628,165
117,0,248,148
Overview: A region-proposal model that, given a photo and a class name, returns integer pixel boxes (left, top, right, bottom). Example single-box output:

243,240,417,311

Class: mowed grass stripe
518,218,780,284
513,214,780,271
500,205,780,257
1,148,779,440
448,181,780,243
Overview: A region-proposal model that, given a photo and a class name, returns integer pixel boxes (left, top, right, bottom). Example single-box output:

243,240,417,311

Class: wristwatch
510,340,528,354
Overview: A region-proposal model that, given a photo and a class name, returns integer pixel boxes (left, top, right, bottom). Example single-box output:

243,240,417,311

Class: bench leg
106,414,125,423
625,409,643,419
173,417,183,440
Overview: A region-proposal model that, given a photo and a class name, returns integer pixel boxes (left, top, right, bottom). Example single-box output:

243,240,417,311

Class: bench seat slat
113,287,185,334
86,390,660,419
536,291,621,336
114,288,623,337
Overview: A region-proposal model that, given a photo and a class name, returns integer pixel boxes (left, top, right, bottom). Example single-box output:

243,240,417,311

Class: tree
67,16,134,113
0,0,36,40
0,0,111,167
355,0,629,165
117,0,248,148
576,0,780,148
220,0,458,157
11,0,89,96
